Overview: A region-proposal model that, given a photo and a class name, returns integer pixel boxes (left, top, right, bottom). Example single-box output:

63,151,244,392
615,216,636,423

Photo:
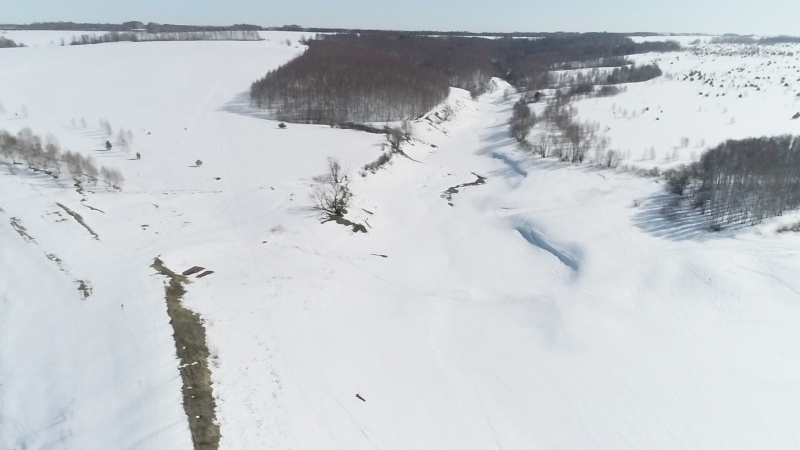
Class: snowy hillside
565,42,800,169
2,36,800,450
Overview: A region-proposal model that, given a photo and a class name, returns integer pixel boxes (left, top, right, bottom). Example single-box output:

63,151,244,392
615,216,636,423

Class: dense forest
697,136,800,227
666,136,800,228
250,38,449,123
251,33,678,124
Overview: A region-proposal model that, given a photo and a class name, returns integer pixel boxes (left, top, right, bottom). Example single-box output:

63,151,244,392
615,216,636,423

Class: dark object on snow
278,122,287,129
105,140,112,151
136,152,141,159
792,112,800,119
182,266,205,276
356,394,366,402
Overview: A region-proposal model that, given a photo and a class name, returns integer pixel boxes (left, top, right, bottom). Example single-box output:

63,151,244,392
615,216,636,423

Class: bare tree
386,127,405,153
401,119,413,141
510,101,536,143
312,158,351,217
100,119,113,137
441,105,454,121
116,129,130,152
533,133,554,158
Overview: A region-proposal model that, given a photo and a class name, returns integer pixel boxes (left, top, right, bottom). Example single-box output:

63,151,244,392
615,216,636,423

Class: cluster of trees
251,33,679,124
70,30,262,45
510,101,536,142
538,102,606,163
665,136,800,228
0,36,21,48
551,56,632,70
552,63,662,88
0,128,124,189
605,64,663,84
250,38,449,123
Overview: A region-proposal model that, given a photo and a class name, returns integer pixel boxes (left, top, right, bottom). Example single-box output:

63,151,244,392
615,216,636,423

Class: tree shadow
632,193,745,241
220,91,275,121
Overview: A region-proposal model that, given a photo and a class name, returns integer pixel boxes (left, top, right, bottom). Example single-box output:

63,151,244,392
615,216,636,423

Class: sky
1,0,798,36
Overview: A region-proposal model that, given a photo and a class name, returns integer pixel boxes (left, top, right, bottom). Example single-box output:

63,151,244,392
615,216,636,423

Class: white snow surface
1,39,800,450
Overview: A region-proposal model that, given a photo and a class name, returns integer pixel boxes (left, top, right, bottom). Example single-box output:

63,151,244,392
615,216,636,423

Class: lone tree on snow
311,157,351,217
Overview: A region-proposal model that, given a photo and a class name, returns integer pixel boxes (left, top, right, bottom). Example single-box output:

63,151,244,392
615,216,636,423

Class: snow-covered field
567,42,800,168
1,37,800,450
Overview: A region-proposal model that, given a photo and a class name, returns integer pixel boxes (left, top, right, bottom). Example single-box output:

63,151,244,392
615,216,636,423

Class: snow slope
2,39,800,450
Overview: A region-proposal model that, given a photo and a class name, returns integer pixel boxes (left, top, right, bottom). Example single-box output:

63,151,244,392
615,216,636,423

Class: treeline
251,38,449,123
551,63,662,88
605,64,662,84
0,128,123,189
551,56,632,70
268,25,664,39
0,21,263,32
665,136,800,228
70,30,262,45
0,36,22,48
496,34,677,88
251,33,678,124
710,35,800,45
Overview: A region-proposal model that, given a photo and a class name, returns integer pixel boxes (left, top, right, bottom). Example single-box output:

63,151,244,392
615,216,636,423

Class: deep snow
1,35,800,450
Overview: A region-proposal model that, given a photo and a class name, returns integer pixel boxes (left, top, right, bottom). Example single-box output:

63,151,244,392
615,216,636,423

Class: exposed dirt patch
151,258,220,450
441,173,487,206
57,203,99,240
323,215,368,233
10,217,34,242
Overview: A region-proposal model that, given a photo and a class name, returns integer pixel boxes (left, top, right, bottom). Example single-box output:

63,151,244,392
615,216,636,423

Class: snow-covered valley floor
1,34,800,449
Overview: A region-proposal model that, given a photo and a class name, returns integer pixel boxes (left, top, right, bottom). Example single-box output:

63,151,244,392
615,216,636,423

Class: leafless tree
401,119,413,141
312,158,351,217
386,127,405,153
533,133,554,158
441,105,454,121
100,119,113,137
